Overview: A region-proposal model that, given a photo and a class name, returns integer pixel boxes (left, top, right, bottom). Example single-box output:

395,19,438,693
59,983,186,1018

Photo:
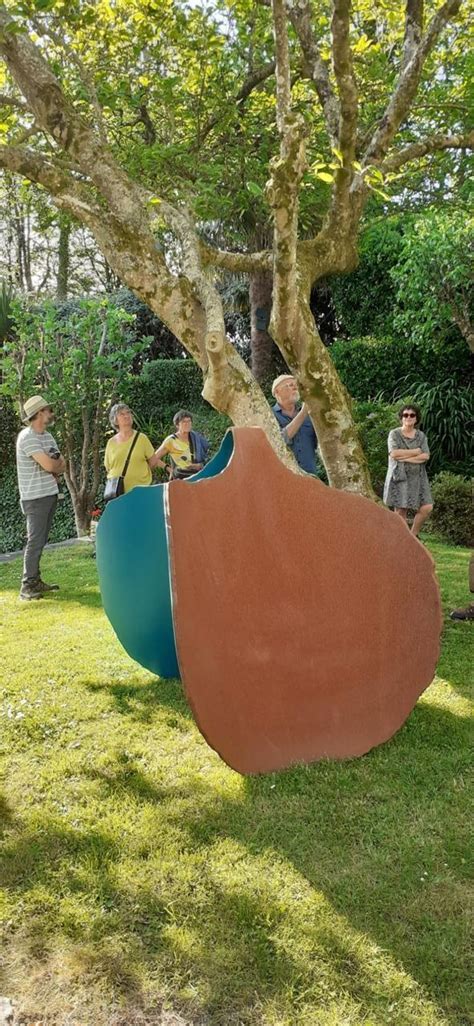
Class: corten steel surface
168,427,442,775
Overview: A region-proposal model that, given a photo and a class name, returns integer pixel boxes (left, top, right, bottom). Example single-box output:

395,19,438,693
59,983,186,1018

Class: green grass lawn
0,540,472,1026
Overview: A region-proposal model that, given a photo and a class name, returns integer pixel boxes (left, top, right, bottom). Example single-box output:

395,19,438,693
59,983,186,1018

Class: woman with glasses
383,404,433,536
105,403,165,494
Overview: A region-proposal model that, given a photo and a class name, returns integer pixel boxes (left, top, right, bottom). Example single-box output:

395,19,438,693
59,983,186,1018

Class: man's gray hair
109,402,132,428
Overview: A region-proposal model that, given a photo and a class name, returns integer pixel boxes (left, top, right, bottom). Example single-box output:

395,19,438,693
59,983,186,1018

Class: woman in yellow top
153,409,210,480
104,403,165,492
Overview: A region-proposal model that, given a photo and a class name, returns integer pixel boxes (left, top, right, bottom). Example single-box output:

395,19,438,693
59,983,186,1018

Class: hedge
330,335,470,401
426,473,473,548
0,465,77,554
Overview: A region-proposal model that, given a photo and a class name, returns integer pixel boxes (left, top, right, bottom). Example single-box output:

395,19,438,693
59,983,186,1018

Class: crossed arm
32,451,66,473
390,448,429,464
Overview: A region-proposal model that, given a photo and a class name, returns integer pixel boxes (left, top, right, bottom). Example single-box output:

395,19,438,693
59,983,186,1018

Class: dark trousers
21,494,58,586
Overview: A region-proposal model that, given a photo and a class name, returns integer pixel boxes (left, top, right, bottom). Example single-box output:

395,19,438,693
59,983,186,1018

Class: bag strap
122,431,140,478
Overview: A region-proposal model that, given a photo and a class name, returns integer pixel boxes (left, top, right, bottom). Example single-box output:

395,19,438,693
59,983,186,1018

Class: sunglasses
402,413,416,418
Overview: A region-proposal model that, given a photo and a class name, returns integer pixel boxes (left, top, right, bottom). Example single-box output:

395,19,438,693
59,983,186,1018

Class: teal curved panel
188,429,234,482
96,484,179,679
96,431,235,680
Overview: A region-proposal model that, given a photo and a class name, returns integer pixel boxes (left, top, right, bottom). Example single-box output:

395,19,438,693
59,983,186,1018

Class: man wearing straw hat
16,395,66,601
271,374,319,475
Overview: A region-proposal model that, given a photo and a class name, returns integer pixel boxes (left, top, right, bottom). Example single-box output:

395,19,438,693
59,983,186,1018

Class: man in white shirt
16,395,66,600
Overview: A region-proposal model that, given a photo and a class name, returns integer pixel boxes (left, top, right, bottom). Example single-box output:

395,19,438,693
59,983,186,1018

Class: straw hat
22,395,51,424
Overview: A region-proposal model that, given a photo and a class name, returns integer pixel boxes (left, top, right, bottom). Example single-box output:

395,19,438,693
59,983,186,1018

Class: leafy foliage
0,464,76,553
330,335,470,401
0,396,17,470
353,399,398,497
330,220,406,339
0,298,147,532
391,211,474,351
427,472,473,547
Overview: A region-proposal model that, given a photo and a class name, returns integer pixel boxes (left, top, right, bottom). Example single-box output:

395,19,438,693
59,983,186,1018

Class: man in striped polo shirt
16,395,66,601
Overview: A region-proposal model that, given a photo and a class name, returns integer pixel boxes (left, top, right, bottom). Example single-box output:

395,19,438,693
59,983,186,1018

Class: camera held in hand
49,447,65,500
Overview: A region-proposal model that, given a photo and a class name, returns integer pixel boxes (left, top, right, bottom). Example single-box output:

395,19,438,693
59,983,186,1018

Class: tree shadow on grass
160,700,472,1025
85,676,191,724
1,702,471,1025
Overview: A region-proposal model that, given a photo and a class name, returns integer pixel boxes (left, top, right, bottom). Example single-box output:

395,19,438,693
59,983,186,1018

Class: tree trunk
450,303,474,354
272,285,375,497
250,268,275,384
56,214,71,300
71,493,91,537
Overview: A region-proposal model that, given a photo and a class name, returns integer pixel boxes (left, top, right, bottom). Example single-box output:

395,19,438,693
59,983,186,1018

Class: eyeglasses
402,413,416,418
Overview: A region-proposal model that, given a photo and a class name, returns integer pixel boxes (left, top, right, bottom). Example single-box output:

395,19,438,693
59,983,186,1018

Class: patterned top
383,428,432,510
160,434,194,471
16,427,59,501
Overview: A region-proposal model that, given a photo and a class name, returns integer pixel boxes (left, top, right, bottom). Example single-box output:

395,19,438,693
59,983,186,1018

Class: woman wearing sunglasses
383,404,433,536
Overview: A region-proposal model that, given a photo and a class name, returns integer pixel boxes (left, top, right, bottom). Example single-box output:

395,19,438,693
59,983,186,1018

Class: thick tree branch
160,202,227,392
287,0,340,146
402,0,424,70
0,144,102,222
272,0,291,130
331,0,358,164
381,131,474,172
0,91,27,110
0,5,145,229
200,242,272,273
268,0,306,342
363,0,462,163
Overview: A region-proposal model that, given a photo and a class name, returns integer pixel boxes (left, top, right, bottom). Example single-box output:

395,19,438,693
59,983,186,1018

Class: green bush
0,397,18,470
353,399,397,496
0,465,76,554
125,359,231,453
330,335,470,401
427,473,473,547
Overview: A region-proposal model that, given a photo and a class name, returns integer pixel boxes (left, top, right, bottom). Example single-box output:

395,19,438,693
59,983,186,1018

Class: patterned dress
383,428,433,510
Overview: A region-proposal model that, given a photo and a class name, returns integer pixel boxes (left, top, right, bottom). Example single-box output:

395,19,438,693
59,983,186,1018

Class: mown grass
0,540,472,1026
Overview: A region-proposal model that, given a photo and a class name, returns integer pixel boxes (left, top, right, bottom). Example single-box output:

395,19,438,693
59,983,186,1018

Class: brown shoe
19,585,43,601
449,604,474,621
37,579,60,592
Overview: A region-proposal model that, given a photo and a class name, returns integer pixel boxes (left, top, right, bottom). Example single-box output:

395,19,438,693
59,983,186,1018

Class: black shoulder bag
104,431,140,502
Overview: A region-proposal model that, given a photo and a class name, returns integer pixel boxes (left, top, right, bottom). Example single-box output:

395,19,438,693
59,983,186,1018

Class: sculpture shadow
162,700,471,1025
85,676,190,724
1,703,470,1025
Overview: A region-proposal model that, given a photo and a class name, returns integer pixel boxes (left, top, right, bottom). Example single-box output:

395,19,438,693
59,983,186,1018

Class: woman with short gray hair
104,403,165,496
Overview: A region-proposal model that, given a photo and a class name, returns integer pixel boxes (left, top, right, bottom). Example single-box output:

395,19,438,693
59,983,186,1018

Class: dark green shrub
0,397,18,470
427,473,473,547
0,465,76,554
330,335,470,401
353,399,397,496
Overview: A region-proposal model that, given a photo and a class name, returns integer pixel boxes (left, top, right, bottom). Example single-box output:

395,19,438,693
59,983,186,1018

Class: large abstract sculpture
97,428,442,774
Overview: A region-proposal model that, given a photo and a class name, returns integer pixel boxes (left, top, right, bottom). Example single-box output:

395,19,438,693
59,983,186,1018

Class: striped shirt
16,427,59,500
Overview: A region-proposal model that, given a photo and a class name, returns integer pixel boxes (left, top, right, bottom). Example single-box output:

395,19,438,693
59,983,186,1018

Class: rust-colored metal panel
168,428,442,774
